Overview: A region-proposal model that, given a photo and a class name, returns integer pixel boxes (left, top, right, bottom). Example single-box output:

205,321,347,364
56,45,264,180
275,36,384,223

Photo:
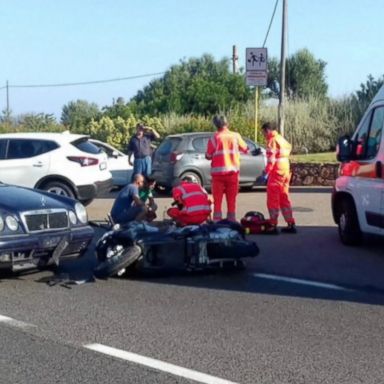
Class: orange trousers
167,208,209,226
211,173,239,222
267,173,295,225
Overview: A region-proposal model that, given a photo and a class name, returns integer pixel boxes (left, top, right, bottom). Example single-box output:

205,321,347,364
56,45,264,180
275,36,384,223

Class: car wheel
338,198,362,246
180,171,202,186
42,181,76,199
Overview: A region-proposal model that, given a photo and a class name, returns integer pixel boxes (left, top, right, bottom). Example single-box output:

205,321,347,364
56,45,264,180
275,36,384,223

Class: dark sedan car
0,182,94,272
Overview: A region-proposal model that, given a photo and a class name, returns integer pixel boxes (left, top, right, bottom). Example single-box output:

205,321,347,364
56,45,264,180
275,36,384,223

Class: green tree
18,113,62,132
102,97,135,120
130,54,252,115
61,100,100,132
267,48,328,99
352,74,384,123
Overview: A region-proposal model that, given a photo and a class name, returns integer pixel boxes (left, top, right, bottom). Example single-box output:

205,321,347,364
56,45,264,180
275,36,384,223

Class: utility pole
278,0,287,136
6,80,10,117
254,86,259,143
232,45,238,74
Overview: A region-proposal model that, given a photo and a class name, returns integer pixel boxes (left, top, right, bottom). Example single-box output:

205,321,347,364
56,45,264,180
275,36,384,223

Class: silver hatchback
151,132,266,190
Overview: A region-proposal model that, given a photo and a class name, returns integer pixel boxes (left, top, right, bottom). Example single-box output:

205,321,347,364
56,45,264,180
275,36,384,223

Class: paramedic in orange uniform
261,122,297,234
206,116,248,222
167,176,211,226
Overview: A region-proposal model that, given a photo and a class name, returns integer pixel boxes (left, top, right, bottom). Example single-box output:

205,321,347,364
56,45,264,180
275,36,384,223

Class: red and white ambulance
332,85,384,245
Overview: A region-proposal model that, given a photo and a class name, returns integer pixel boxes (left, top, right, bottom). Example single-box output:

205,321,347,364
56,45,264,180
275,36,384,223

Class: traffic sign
246,47,268,87
246,71,268,87
246,48,267,71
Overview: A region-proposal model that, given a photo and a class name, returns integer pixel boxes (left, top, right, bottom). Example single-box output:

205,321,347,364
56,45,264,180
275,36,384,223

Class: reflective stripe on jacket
265,131,292,175
206,128,248,175
172,182,211,215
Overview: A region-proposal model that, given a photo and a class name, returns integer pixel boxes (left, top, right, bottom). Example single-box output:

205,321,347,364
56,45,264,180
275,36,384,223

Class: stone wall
290,163,339,186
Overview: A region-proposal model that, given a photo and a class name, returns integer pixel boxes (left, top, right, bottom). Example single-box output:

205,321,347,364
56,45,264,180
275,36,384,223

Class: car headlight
0,217,4,231
75,203,88,224
5,216,18,231
69,211,77,225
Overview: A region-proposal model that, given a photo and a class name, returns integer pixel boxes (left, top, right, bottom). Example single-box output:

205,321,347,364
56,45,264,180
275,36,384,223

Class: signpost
246,48,268,142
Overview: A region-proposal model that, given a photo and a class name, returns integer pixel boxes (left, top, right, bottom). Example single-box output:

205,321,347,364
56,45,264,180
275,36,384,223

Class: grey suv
152,132,266,190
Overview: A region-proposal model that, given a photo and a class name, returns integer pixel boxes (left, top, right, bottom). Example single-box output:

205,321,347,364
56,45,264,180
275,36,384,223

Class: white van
332,85,384,245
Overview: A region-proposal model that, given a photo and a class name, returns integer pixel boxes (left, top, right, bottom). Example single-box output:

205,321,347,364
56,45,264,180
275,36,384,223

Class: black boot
281,223,297,234
263,224,279,235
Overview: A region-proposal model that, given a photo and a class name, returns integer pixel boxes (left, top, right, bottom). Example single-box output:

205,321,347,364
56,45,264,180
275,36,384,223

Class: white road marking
0,314,36,329
252,273,354,291
84,343,239,384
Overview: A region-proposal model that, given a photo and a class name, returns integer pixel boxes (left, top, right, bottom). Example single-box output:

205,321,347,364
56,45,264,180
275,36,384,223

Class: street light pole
278,0,287,136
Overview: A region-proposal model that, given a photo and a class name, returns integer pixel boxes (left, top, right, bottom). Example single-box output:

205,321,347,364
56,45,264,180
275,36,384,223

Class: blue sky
0,0,383,119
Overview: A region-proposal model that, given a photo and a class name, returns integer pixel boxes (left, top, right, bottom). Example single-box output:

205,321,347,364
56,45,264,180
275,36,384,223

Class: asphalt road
1,188,384,384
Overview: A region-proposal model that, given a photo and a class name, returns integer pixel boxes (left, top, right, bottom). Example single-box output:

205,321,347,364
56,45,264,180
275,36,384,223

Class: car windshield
71,138,102,154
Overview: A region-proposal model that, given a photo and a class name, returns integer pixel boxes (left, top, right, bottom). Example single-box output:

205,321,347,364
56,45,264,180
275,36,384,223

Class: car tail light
170,152,183,164
67,156,99,167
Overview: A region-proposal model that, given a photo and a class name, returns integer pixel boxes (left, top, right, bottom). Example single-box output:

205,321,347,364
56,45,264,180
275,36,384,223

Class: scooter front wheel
94,245,142,279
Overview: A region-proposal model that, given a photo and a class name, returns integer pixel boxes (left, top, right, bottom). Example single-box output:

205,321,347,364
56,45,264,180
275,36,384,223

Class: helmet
244,211,265,221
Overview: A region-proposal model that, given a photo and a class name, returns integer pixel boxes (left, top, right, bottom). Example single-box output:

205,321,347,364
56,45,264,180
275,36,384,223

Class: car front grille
22,210,69,232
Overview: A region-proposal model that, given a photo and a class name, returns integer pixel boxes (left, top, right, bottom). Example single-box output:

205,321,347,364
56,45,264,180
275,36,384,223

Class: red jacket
206,128,248,175
172,182,211,216
265,131,291,176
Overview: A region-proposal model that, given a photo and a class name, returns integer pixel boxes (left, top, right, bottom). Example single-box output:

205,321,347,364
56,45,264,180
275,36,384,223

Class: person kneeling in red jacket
167,176,212,226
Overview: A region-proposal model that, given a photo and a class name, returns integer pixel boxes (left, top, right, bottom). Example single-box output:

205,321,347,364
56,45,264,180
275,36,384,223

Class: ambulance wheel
94,245,142,279
338,198,362,246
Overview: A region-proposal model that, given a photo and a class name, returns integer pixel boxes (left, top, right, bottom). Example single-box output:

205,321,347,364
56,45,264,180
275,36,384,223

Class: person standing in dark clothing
127,123,160,180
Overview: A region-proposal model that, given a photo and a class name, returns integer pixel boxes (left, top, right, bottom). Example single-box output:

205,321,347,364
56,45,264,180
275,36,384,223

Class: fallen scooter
94,220,259,279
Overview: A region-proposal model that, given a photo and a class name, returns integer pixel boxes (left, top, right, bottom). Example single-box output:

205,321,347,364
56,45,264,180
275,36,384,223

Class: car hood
0,184,71,212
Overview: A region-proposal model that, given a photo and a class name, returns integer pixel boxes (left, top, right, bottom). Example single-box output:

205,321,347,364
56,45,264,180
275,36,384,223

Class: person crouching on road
261,122,297,234
167,176,211,226
139,176,158,222
205,115,248,222
110,174,147,225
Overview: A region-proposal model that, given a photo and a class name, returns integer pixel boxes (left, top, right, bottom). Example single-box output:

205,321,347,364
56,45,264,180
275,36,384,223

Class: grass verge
291,152,337,163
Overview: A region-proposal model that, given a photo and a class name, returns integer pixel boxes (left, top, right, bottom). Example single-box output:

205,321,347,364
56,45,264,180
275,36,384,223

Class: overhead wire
4,71,166,89
262,0,279,47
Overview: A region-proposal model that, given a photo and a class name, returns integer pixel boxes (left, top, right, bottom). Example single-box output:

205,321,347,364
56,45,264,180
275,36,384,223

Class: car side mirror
252,148,262,156
336,135,353,162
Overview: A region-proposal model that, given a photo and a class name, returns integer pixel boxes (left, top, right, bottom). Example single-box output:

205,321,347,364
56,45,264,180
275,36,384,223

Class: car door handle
33,162,43,167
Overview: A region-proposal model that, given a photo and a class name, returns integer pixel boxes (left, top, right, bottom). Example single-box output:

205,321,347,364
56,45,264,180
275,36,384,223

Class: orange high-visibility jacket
172,182,211,216
206,128,248,175
265,131,292,176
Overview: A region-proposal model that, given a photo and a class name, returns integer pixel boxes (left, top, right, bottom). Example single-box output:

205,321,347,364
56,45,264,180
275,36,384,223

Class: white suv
0,132,112,205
